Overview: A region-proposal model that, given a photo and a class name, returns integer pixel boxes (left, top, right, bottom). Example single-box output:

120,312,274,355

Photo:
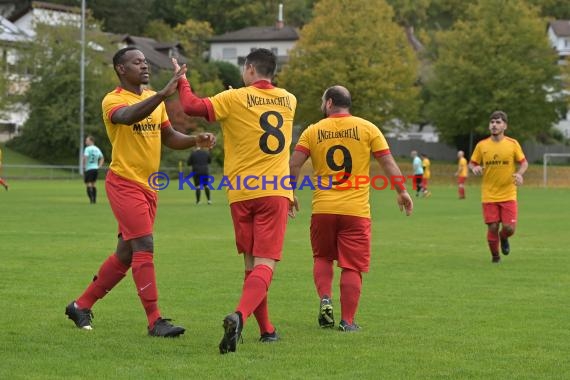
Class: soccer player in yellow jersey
469,111,528,263
65,47,215,337
174,48,297,353
455,150,468,199
421,153,431,197
290,86,413,332
0,147,9,190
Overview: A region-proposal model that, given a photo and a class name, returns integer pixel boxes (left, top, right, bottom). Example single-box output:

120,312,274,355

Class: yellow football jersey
295,114,390,218
208,81,297,204
470,137,526,202
102,87,170,191
458,157,468,177
422,158,431,179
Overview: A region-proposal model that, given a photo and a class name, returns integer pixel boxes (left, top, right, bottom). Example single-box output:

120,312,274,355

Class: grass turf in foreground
0,180,569,379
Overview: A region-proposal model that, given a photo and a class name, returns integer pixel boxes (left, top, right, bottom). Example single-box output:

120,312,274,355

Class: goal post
543,153,570,188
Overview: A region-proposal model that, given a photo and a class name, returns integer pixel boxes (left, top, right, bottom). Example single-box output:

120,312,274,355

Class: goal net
543,153,570,188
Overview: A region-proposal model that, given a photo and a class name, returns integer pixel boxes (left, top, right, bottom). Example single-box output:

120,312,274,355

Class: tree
279,0,420,128
426,0,565,145
528,0,570,19
167,0,316,34
145,20,177,42
88,0,154,35
8,22,116,163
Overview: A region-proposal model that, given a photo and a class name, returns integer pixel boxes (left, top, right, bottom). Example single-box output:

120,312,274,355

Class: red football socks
340,269,362,325
244,270,274,335
313,258,334,298
131,251,160,328
76,254,129,310
237,265,273,327
487,230,500,257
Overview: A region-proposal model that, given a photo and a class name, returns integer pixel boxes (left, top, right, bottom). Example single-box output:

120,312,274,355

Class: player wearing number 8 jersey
290,86,413,332
175,48,297,353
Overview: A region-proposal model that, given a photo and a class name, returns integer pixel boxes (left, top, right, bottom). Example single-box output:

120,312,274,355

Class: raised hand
158,63,187,98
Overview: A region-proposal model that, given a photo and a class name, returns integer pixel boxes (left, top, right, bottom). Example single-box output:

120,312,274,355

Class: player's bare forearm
112,95,168,126
161,126,196,149
289,151,308,185
376,154,407,194
288,151,308,218
161,127,216,150
517,160,528,176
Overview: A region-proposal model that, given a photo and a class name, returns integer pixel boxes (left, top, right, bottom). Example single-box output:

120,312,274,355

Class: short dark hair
112,46,139,67
245,48,277,78
490,110,508,123
323,86,352,108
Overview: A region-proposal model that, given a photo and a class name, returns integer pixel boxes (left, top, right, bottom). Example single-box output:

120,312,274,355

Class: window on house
222,47,237,59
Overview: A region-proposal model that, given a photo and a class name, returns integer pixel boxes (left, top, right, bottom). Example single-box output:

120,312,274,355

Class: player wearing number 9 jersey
290,86,413,332
175,48,296,353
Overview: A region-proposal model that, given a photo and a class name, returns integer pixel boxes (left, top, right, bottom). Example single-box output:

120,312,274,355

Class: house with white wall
547,20,570,138
208,5,298,70
9,1,80,37
548,20,570,61
0,15,31,140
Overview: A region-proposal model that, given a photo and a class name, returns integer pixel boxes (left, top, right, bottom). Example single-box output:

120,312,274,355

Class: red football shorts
421,178,429,188
230,196,290,261
458,176,467,185
310,214,371,273
106,170,157,240
482,201,517,225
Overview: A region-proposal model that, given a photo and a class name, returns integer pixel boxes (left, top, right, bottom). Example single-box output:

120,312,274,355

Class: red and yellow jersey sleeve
470,137,526,202
295,114,390,218
458,157,468,177
208,83,297,204
102,87,170,191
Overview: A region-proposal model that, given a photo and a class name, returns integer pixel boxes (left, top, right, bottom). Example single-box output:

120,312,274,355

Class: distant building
0,15,31,140
9,1,81,37
208,4,299,70
547,20,570,139
547,20,570,61
385,124,440,143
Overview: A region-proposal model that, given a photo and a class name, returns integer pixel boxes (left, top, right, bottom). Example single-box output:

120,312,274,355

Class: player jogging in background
420,153,431,197
455,150,468,199
469,111,528,263
290,85,413,332
0,147,9,191
174,48,297,353
65,47,215,337
411,150,424,197
83,135,104,204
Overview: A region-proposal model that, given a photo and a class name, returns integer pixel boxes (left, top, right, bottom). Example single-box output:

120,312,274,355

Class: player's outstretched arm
173,58,210,119
112,65,188,126
161,127,216,150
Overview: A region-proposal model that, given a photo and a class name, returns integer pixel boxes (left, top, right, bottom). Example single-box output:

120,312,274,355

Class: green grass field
1,180,569,379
